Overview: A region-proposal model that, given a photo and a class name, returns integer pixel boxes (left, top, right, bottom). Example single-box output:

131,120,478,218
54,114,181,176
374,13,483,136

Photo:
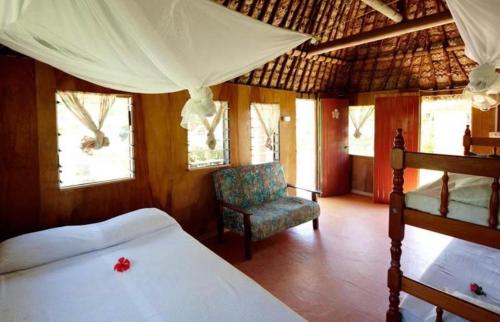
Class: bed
0,208,304,322
400,238,500,322
386,127,500,322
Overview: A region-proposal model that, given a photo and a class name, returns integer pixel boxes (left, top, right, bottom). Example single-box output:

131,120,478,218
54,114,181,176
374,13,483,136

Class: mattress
405,173,500,228
400,239,500,321
0,209,304,322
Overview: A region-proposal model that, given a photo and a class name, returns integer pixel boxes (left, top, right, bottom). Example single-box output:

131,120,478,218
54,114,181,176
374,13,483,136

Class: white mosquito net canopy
447,0,500,111
0,0,310,127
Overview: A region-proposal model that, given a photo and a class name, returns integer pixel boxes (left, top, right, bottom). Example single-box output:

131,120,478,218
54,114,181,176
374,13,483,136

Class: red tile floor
203,194,451,322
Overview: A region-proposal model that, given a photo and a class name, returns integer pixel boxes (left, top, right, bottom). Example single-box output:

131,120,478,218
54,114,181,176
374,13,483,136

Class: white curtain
0,0,310,127
253,103,280,150
447,0,500,110
349,106,374,138
201,102,227,150
58,91,116,154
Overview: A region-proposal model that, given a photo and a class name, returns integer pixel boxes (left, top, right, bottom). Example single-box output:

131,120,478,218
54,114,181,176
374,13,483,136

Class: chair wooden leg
244,214,252,260
217,203,224,243
244,234,252,260
313,217,319,230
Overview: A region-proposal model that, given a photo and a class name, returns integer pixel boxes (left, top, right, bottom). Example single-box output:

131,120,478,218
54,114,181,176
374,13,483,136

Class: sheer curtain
349,106,374,138
253,103,280,150
58,92,116,154
200,103,227,150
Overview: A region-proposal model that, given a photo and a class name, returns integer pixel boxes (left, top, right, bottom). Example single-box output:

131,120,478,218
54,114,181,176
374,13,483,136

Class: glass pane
57,93,134,188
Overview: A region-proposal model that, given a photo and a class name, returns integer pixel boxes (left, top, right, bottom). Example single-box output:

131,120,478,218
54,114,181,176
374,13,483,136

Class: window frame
187,101,231,170
55,91,136,189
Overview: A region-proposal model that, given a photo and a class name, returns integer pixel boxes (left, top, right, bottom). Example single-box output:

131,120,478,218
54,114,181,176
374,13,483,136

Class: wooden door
321,98,350,197
374,96,420,203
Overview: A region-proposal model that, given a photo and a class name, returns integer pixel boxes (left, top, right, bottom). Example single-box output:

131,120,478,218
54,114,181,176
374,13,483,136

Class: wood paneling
142,83,297,236
374,95,419,203
0,57,40,240
350,156,374,194
321,98,350,196
471,107,499,155
35,62,153,231
0,57,298,239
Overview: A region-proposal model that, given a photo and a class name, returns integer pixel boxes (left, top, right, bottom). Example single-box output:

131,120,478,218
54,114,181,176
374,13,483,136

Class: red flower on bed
469,283,486,296
114,257,131,272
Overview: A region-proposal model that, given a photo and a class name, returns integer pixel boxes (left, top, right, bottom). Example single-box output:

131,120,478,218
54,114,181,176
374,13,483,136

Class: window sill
59,177,135,190
187,164,231,172
348,154,374,158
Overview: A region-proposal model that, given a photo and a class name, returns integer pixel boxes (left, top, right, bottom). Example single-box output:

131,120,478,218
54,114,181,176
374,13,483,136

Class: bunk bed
386,127,500,322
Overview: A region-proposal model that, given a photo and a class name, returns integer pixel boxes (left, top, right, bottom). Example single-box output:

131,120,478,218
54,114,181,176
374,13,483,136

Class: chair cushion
222,197,320,241
213,162,287,208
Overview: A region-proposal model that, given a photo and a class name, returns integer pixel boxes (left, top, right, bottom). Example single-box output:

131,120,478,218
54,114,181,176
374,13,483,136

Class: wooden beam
361,0,402,23
308,11,454,56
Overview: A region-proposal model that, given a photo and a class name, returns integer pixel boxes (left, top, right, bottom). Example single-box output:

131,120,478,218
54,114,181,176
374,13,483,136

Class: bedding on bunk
405,173,499,228
0,208,304,322
400,238,500,322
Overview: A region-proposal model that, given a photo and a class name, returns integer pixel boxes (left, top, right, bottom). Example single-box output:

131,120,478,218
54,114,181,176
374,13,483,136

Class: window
188,101,230,169
419,95,471,185
56,92,134,188
348,105,375,157
250,103,280,164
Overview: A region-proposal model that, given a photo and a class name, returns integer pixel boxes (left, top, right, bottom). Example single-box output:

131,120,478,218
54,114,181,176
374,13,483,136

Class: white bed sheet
400,239,500,321
0,214,304,322
405,174,500,228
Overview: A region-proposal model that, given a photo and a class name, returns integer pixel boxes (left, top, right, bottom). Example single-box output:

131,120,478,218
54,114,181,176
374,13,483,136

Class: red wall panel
374,96,420,203
321,98,350,197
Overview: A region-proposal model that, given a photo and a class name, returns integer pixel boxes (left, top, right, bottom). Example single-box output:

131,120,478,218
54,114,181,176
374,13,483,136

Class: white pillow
450,175,493,208
0,208,177,274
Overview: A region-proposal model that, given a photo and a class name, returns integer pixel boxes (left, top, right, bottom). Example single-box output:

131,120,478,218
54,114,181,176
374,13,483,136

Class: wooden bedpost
439,171,449,217
436,307,444,322
463,125,471,156
387,128,406,322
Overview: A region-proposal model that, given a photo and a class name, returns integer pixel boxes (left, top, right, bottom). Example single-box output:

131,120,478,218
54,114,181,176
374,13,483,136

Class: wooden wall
141,82,297,236
350,156,373,194
348,90,417,195
0,56,41,239
349,90,499,195
0,56,297,240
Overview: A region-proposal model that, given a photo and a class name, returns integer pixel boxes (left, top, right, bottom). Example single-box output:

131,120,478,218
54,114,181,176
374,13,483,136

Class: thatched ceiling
219,0,476,94
0,0,476,94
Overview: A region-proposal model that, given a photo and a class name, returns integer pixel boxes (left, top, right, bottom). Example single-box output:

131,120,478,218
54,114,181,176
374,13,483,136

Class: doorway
296,99,318,199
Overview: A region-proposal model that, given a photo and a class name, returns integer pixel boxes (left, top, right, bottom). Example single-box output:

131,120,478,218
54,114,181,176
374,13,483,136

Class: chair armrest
287,184,321,195
219,201,253,216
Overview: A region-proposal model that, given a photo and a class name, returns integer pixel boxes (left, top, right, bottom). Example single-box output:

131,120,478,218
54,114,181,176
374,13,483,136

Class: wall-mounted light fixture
332,108,340,119
281,115,291,122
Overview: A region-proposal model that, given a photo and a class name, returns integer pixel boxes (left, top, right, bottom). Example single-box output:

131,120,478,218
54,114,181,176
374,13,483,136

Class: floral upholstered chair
213,162,320,259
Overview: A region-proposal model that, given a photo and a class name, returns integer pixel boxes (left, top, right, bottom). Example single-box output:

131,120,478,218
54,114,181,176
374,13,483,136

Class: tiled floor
203,194,451,322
